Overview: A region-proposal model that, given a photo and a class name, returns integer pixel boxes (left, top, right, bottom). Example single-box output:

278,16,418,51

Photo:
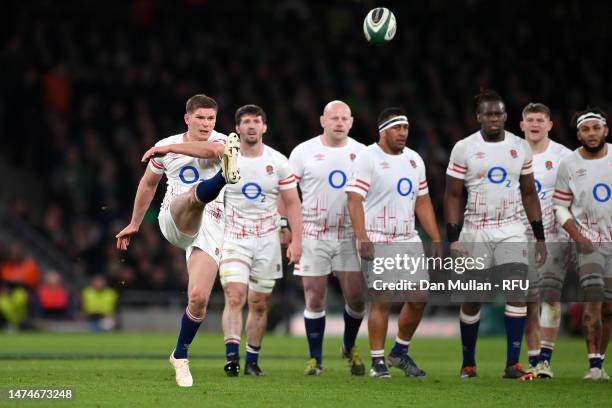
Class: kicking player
347,108,442,378
519,103,572,378
444,90,546,380
220,105,302,377
553,107,612,380
289,101,367,376
116,94,240,387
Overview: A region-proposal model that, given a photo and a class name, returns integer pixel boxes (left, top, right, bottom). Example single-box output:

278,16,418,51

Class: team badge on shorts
545,160,553,170
410,159,417,168
266,165,274,175
510,149,518,158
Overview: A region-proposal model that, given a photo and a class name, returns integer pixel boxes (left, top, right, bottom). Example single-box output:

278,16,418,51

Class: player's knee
225,290,246,310
188,288,209,313
305,295,325,312
248,297,268,315
540,302,561,328
345,295,365,314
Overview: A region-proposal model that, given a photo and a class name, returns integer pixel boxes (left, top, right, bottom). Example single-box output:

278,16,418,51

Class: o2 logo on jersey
397,178,414,198
593,183,612,203
179,166,202,184
487,166,511,187
328,170,347,189
242,182,266,202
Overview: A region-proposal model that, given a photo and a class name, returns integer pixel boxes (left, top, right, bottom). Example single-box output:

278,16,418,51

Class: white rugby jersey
447,131,533,230
345,143,428,243
553,144,612,245
149,131,226,222
521,140,572,239
224,145,296,239
289,136,365,241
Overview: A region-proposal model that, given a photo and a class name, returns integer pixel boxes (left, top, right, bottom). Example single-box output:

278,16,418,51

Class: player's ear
604,126,609,137
546,120,553,132
501,112,508,122
184,113,190,125
262,123,268,134
476,112,482,124
519,120,526,132
320,115,325,129
347,116,354,130
235,124,240,134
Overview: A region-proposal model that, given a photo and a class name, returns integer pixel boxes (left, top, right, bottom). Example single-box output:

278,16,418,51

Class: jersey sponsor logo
410,159,417,168
545,160,553,170
328,170,347,189
510,149,518,158
396,178,414,197
593,183,612,203
266,165,274,175
179,165,202,184
487,166,509,185
242,182,264,200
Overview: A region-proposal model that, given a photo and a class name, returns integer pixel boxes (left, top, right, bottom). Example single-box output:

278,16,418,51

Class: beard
581,139,606,154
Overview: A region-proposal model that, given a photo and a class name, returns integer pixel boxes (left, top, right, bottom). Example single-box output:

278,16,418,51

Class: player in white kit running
116,94,240,387
518,103,572,379
553,107,612,380
444,90,546,380
219,105,302,377
347,108,442,378
289,101,367,376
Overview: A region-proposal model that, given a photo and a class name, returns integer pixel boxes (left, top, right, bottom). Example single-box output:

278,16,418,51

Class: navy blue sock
173,308,203,359
195,170,225,203
342,306,363,353
540,346,554,363
246,344,260,364
589,354,602,369
224,336,240,361
460,312,480,367
504,306,527,367
528,353,539,368
304,311,325,365
391,337,410,356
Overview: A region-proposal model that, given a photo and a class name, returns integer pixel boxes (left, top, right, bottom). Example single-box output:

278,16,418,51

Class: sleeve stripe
419,186,428,191
213,139,226,145
554,189,572,196
553,195,572,202
419,180,427,185
348,184,368,193
279,176,296,185
356,179,370,187
522,164,532,169
449,166,467,174
294,175,302,181
150,159,164,169
452,162,467,170
523,160,533,165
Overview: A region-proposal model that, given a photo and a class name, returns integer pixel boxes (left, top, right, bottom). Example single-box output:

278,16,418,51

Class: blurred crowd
1,0,611,296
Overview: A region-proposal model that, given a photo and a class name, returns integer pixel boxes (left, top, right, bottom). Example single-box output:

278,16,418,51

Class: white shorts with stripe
158,208,224,264
293,238,360,276
219,233,282,294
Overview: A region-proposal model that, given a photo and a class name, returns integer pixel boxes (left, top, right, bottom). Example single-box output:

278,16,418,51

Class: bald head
320,100,353,144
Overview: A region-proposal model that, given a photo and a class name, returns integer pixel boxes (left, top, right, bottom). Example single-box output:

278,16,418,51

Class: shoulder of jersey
155,133,183,147
292,136,320,153
549,139,572,156
209,130,228,141
347,137,367,150
264,145,289,161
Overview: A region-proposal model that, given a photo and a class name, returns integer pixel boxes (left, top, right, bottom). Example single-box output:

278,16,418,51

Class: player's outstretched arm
347,191,373,260
141,141,225,162
415,194,443,257
116,167,163,250
280,187,303,264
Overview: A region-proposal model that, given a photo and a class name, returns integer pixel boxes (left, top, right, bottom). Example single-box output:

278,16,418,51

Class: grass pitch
1,332,609,407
